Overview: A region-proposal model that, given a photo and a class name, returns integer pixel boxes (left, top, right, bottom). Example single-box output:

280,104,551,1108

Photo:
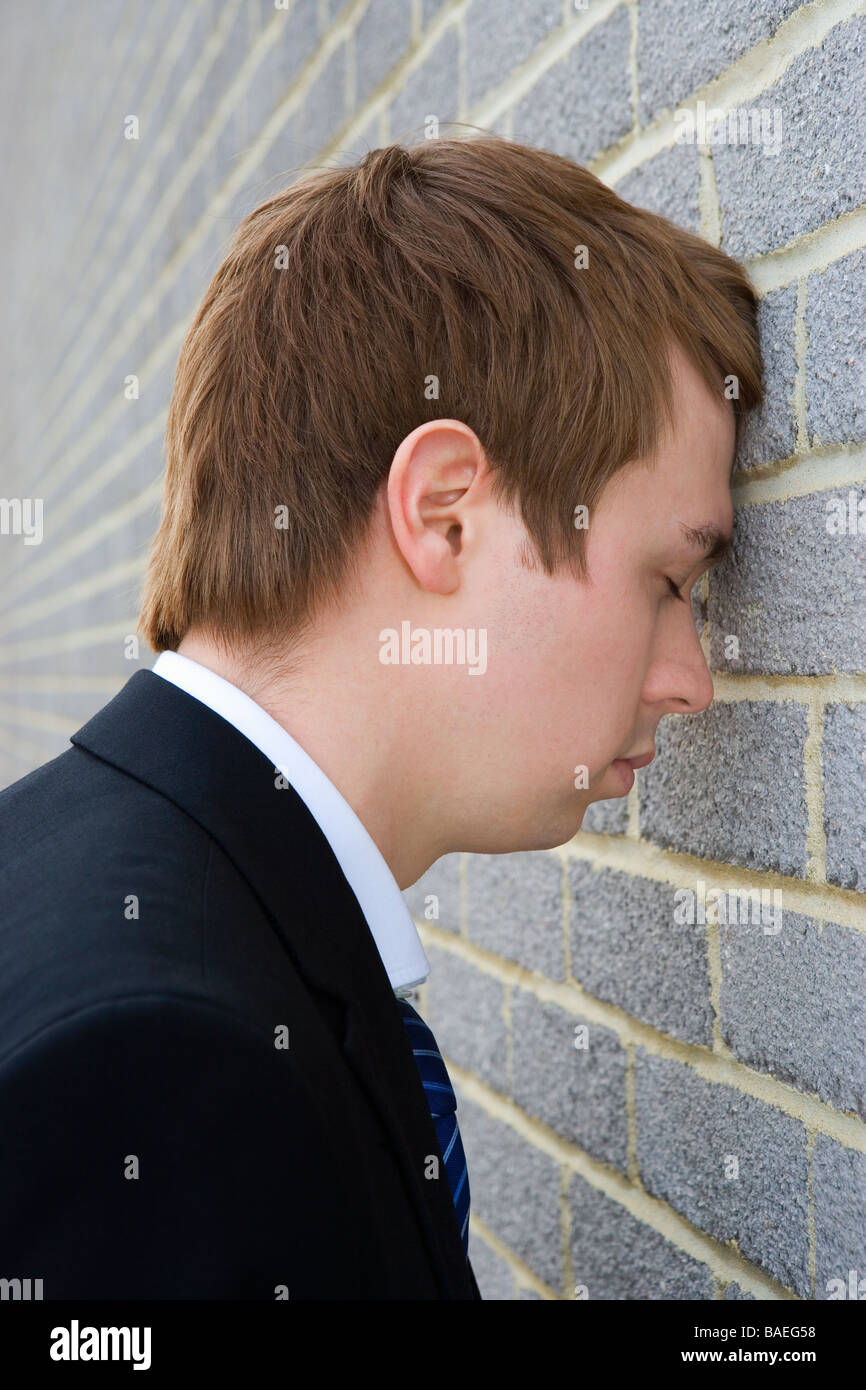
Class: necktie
395,996,471,1254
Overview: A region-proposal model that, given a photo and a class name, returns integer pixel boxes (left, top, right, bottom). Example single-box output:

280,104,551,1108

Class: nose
642,604,715,716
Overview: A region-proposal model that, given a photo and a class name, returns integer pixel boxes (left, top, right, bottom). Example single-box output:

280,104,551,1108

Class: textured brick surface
823,703,866,893
806,247,866,446
301,40,348,152
636,0,802,127
457,1094,563,1290
512,7,632,164
465,0,562,110
708,494,866,674
580,793,630,836
568,860,715,1045
720,911,866,1117
354,0,413,109
634,1050,811,1296
713,17,866,258
569,1173,716,1300
639,701,810,877
615,143,702,233
813,1135,866,1299
423,945,508,1093
464,850,564,980
724,1281,756,1300
734,284,798,469
468,1235,518,1299
390,25,459,143
511,986,629,1170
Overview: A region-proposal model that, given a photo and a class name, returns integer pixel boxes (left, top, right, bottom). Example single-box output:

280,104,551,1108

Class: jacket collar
70,668,476,1298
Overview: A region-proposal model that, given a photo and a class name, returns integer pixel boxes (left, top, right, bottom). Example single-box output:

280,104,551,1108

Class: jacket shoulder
0,744,216,1057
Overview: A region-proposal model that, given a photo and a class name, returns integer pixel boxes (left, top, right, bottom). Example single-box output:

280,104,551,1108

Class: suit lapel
69,669,475,1298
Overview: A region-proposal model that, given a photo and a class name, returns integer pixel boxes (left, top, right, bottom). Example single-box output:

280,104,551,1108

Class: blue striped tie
395,997,471,1254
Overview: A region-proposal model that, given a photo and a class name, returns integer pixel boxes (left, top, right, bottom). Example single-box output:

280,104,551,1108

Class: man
0,137,763,1299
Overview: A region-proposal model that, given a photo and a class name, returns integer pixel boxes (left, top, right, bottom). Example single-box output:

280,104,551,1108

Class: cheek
580,560,655,668
480,545,651,733
566,582,652,740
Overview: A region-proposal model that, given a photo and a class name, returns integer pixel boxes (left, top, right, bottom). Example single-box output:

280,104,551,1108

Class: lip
609,748,655,794
619,749,655,770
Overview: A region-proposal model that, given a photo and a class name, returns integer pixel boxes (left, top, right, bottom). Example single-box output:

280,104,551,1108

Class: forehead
663,341,736,464
593,345,736,536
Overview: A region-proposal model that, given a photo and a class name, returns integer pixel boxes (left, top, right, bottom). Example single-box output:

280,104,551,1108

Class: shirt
150,650,430,995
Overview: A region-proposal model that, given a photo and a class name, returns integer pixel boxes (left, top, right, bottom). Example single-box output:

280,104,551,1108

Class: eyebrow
677,521,733,564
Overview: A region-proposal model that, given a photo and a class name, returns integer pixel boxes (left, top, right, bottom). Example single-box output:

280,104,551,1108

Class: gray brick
806,248,866,447
149,6,208,138
225,118,304,229
708,494,866,675
468,1235,518,1299
421,0,449,28
0,722,65,773
637,0,801,127
511,987,629,1170
246,0,275,43
7,638,145,683
210,110,248,202
511,8,632,164
615,143,702,233
568,861,714,1046
813,1134,866,1300
714,17,866,258
334,114,382,165
569,1172,716,1299
320,0,348,30
0,690,114,725
457,1094,562,1289
424,945,508,1092
639,701,809,877
823,703,866,894
724,1281,756,1299
246,8,321,134
635,1050,811,1295
580,794,630,836
735,284,798,469
354,0,414,110
465,0,561,110
465,849,564,980
720,911,866,1118
390,25,459,144
17,586,130,644
301,41,348,154
403,851,461,933
206,4,248,103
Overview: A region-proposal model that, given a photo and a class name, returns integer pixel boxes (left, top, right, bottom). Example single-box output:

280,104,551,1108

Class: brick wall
0,0,863,1301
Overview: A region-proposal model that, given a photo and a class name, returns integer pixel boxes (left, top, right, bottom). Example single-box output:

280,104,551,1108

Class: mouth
608,748,655,794
617,749,655,770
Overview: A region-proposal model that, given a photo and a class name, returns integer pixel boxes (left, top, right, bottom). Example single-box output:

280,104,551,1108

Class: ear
386,419,491,594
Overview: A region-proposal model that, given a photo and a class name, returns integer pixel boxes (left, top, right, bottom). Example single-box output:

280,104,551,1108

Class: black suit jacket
0,669,481,1299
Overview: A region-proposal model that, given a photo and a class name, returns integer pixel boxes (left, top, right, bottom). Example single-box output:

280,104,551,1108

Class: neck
174,628,446,889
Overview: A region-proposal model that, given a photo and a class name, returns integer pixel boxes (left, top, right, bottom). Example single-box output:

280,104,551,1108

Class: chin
530,807,587,851
462,816,578,856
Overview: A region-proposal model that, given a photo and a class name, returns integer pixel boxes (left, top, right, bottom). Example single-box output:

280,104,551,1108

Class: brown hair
138,134,764,657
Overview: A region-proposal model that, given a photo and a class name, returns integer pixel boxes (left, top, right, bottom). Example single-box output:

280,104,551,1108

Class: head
139,136,763,873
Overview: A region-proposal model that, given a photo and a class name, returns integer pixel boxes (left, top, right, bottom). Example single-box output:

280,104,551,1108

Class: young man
0,137,763,1299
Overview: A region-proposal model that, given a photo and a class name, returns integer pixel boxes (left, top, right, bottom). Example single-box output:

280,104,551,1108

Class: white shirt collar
150,650,429,995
